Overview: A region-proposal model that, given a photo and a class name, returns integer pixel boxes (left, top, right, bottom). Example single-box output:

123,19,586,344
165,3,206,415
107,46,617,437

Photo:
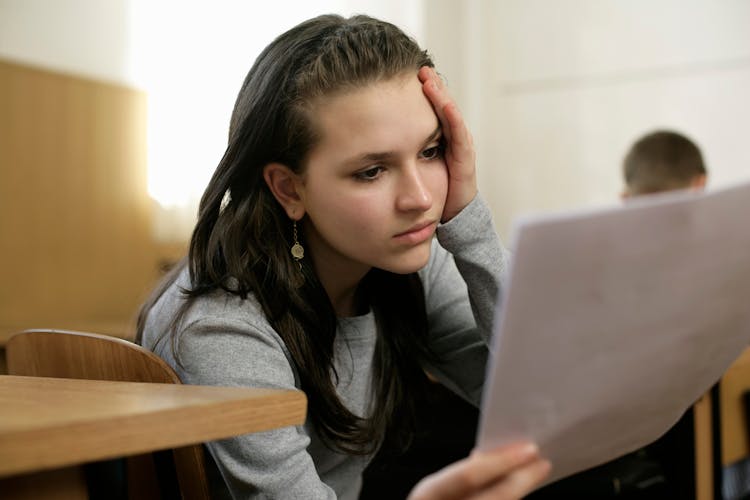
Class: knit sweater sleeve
420,194,510,406
146,293,336,500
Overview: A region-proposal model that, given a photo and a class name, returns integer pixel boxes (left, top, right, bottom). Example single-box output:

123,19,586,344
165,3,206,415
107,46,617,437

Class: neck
309,250,370,317
330,286,359,317
302,222,371,317
316,266,369,317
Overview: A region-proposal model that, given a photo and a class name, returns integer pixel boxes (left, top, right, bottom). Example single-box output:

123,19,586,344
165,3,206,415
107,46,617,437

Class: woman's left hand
407,442,551,500
419,66,477,223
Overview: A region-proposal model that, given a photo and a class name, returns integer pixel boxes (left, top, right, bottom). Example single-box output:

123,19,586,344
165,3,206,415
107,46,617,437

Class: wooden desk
0,375,307,477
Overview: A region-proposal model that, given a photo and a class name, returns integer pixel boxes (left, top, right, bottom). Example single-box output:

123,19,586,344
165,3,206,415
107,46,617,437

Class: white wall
3,0,748,241
0,0,423,89
0,0,135,85
437,0,750,239
0,0,425,241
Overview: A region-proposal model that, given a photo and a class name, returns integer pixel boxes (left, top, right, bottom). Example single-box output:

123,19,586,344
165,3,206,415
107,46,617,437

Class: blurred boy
622,130,707,197
529,129,711,500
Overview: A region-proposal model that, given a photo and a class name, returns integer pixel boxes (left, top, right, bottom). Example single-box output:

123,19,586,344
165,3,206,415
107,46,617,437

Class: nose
395,163,432,212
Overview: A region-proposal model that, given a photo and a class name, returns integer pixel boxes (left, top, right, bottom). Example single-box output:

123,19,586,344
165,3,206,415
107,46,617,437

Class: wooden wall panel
0,59,174,341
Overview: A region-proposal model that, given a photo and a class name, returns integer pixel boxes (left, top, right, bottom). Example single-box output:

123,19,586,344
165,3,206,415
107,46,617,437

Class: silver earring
290,220,304,268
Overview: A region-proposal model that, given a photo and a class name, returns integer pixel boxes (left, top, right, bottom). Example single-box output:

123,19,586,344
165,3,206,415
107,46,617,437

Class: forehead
305,73,439,167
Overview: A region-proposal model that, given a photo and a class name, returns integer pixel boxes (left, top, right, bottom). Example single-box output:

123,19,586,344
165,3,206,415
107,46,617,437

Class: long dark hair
137,14,437,455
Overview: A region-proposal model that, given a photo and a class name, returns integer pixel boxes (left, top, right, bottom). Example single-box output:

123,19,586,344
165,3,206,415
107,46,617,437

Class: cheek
307,190,384,233
428,163,450,205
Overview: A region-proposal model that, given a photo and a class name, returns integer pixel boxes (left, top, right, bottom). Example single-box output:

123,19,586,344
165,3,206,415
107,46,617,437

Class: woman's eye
355,166,384,181
421,144,444,160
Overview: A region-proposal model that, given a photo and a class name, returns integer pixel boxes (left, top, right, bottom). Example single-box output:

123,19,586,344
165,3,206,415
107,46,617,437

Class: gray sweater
141,195,508,499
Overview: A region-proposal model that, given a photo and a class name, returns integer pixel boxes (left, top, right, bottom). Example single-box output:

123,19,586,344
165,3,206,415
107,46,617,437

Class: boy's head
622,130,707,197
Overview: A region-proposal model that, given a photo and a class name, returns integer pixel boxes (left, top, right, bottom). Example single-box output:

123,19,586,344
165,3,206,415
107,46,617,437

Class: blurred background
1,0,749,340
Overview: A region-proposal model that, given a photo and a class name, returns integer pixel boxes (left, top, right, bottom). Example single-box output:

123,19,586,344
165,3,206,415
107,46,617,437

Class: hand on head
407,442,550,500
418,66,478,223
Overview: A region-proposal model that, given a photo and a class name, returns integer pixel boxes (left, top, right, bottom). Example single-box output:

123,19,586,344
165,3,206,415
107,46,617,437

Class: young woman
137,13,549,499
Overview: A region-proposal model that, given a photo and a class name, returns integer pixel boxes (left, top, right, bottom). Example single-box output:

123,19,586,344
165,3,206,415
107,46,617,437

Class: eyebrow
344,124,443,166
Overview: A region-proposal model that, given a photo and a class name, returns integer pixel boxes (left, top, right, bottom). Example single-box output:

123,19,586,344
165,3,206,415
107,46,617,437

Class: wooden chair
5,329,211,500
694,347,750,500
693,388,716,500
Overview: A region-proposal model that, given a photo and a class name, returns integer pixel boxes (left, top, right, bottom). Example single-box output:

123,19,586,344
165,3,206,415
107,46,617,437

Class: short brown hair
623,130,707,195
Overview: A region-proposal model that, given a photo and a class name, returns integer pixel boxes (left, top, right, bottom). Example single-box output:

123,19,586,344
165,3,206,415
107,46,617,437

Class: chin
382,247,432,275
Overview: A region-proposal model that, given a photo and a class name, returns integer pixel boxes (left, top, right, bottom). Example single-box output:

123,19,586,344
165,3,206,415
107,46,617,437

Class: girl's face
297,73,448,281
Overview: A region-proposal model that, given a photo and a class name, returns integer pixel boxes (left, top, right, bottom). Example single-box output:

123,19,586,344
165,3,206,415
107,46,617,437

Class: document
477,180,750,485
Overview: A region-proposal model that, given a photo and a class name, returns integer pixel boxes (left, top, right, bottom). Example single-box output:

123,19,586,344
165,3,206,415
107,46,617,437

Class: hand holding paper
477,181,750,485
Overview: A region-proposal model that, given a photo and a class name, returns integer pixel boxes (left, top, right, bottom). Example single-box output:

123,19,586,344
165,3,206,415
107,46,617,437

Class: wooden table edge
0,379,307,477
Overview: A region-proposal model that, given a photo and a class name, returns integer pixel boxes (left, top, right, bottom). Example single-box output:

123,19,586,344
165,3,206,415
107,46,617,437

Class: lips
393,220,437,245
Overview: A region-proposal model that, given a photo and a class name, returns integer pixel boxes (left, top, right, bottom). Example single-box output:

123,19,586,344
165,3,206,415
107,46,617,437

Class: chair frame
6,329,211,500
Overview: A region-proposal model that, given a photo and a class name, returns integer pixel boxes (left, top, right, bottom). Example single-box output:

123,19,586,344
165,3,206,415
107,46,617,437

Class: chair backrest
717,348,750,500
693,347,750,500
6,329,211,500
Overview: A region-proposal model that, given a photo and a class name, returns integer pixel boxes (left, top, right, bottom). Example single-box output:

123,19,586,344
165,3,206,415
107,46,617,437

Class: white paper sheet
477,180,750,486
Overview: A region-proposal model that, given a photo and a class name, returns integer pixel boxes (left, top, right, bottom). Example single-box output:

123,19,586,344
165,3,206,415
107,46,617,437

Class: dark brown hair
623,130,707,195
137,14,436,455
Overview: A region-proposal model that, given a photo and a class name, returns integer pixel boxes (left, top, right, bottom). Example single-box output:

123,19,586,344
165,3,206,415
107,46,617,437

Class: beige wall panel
0,59,170,340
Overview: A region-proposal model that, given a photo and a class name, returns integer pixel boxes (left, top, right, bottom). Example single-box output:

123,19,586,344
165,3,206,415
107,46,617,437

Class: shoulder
142,268,292,370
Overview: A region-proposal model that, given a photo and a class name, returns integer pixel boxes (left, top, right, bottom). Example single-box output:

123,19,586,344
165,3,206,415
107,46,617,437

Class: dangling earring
290,220,304,269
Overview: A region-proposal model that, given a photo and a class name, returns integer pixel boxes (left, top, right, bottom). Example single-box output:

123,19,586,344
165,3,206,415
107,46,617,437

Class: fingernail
520,442,539,458
539,459,552,476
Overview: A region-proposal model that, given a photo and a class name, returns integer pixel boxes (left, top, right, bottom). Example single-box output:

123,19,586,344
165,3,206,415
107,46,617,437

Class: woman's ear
263,163,305,220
